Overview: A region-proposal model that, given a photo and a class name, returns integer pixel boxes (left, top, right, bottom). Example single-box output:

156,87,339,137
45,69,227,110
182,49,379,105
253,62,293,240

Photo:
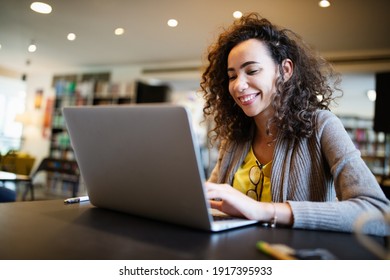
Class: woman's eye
228,75,236,81
247,69,258,75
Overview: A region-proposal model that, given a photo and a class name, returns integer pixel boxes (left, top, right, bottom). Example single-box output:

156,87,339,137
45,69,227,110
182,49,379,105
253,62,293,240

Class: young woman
200,13,390,236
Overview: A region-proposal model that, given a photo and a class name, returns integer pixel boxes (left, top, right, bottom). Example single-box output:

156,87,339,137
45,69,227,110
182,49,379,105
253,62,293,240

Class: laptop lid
63,104,257,231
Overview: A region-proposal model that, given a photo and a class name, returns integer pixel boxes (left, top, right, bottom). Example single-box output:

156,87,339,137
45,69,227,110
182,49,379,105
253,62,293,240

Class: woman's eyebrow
227,61,260,72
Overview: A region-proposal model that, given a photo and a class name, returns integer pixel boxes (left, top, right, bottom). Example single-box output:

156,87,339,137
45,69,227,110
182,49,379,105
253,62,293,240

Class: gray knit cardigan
208,110,390,236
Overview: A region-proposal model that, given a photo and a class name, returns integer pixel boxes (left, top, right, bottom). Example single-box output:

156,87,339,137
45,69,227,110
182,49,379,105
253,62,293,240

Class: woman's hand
205,182,294,225
205,181,265,220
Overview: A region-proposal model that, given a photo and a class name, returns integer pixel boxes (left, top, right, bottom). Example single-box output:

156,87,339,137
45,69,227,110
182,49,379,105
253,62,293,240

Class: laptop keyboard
209,208,239,221
212,214,237,221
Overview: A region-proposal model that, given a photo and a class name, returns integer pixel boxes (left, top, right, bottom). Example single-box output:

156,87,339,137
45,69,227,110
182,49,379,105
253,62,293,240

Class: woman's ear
282,59,293,81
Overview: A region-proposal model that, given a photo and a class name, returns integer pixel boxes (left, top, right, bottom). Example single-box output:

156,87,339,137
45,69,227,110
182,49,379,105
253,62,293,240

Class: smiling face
227,39,280,118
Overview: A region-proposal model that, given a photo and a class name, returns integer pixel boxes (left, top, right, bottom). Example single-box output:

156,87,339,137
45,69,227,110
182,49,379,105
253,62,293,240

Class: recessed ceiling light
67,33,76,41
114,28,125,35
319,0,331,8
30,2,52,14
28,43,37,53
167,19,178,27
233,11,243,19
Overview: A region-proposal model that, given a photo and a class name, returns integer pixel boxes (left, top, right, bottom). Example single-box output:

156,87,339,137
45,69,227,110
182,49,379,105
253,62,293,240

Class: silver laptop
63,104,258,232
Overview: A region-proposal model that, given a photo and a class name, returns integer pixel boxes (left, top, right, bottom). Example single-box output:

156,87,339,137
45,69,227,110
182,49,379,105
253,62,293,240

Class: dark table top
0,199,384,260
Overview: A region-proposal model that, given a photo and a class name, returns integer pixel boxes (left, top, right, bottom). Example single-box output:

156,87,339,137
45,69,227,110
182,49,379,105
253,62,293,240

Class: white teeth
240,94,256,103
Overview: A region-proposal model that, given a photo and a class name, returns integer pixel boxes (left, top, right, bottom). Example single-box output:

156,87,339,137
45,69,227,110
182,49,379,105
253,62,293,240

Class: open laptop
63,104,258,232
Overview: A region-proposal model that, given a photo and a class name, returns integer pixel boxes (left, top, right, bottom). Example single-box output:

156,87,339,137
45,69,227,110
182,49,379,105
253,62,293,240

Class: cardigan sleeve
288,110,390,236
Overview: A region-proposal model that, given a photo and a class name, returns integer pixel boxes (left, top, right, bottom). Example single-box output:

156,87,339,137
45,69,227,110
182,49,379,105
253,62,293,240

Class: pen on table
256,241,296,260
64,195,89,204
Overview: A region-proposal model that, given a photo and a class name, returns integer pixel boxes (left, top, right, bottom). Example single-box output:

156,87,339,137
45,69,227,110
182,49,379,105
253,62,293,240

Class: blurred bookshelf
339,115,390,193
50,72,134,160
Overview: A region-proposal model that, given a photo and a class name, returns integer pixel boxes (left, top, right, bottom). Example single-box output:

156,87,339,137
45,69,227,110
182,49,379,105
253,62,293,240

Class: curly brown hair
200,13,342,144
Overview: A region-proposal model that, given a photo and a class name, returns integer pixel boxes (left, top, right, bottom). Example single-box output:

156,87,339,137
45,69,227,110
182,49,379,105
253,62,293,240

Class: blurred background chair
27,157,80,200
0,150,35,201
0,150,35,175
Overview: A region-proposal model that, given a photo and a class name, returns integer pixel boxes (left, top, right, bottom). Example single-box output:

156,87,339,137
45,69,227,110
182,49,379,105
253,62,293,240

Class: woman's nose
233,75,248,93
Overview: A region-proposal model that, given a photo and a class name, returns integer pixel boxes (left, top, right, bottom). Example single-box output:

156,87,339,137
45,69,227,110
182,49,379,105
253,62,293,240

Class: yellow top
232,146,272,202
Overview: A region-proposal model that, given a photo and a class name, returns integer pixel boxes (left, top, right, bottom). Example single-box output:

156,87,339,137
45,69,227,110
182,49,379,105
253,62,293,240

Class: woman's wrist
259,202,293,227
246,201,293,226
270,202,277,227
263,202,293,227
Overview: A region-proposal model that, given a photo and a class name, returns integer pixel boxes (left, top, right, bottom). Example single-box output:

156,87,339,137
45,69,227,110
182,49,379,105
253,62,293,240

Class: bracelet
270,203,277,228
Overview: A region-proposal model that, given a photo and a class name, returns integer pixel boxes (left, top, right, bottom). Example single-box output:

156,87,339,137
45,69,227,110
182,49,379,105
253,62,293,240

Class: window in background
0,77,26,154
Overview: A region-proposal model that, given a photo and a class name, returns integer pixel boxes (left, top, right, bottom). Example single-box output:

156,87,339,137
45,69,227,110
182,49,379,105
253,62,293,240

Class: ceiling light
30,2,52,14
67,33,76,41
28,42,37,53
233,11,243,19
0,44,2,50
167,19,178,27
319,0,331,8
114,28,125,35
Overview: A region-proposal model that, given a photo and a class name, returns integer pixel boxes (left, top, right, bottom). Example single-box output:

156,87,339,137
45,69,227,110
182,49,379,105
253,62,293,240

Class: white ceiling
1,0,390,74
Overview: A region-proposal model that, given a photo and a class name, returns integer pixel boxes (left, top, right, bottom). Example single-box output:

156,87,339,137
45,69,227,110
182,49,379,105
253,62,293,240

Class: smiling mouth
239,93,260,104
